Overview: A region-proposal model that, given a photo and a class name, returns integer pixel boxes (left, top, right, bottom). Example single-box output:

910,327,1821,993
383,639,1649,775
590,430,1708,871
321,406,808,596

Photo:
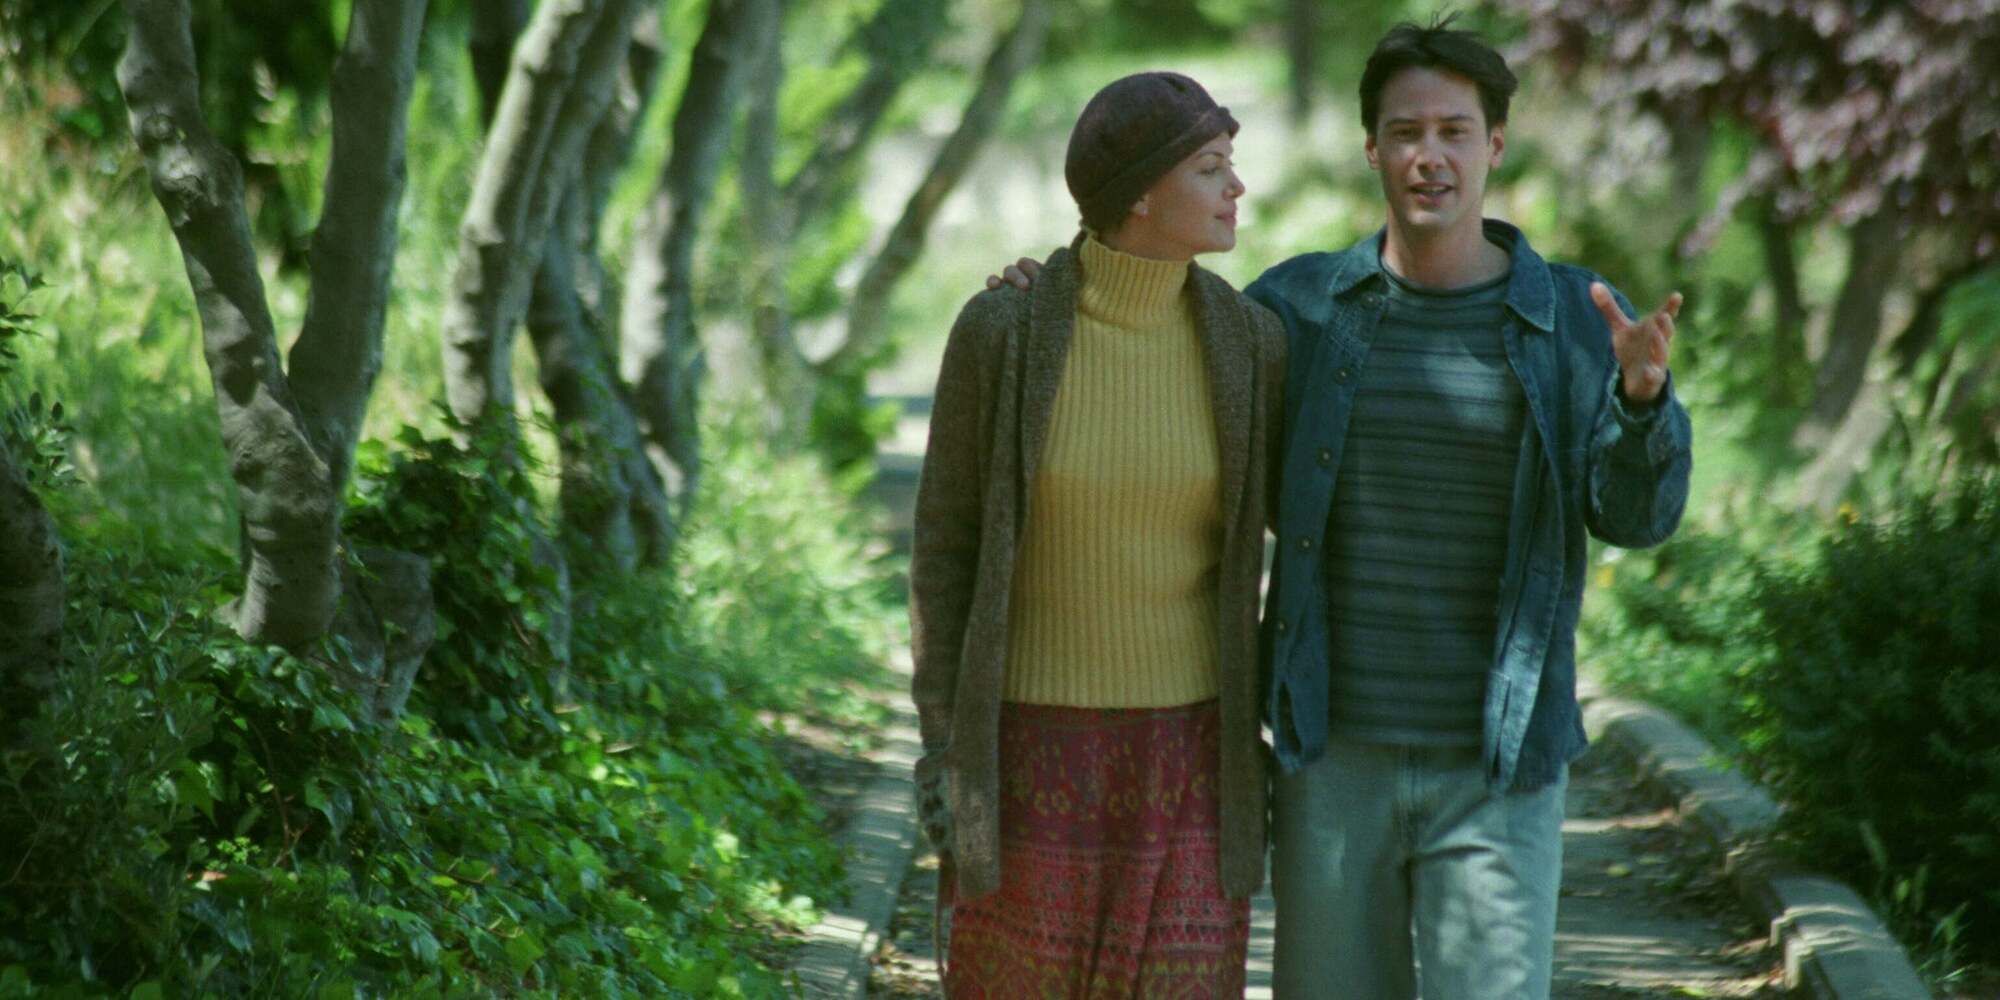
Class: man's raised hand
984,255,1048,291
1590,282,1681,405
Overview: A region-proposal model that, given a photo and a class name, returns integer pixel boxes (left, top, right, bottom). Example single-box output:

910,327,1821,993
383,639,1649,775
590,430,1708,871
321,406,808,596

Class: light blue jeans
1270,738,1567,999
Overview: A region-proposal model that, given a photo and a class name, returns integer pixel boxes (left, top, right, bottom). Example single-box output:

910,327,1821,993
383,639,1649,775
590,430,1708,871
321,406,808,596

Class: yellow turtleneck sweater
1002,236,1223,708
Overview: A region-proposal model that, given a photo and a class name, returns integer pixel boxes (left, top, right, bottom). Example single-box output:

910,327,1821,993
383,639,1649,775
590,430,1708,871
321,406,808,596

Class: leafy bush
1578,526,1777,748
0,422,900,996
1733,474,2000,954
344,419,573,748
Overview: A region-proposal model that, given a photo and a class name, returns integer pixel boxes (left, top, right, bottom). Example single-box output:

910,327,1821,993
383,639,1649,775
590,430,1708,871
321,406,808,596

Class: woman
908,71,1286,997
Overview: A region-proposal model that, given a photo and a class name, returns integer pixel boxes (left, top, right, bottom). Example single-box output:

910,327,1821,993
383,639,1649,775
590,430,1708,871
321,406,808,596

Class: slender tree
467,0,673,572
441,0,638,442
831,0,1049,374
738,0,1043,449
620,0,776,504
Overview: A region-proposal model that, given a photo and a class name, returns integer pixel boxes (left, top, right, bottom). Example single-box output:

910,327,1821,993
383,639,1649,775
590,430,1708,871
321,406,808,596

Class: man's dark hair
1358,13,1518,135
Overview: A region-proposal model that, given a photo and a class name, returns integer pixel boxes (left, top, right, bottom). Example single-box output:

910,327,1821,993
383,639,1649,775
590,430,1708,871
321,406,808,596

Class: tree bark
1803,209,1899,439
621,0,774,503
740,7,811,440
442,0,636,436
119,0,435,715
528,192,674,570
1285,0,1318,127
1756,200,1809,406
469,1,673,570
829,0,1049,375
289,0,432,497
0,440,62,705
119,0,342,645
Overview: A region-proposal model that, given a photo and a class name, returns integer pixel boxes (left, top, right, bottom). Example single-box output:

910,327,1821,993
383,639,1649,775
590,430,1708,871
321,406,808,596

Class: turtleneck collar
1076,234,1190,330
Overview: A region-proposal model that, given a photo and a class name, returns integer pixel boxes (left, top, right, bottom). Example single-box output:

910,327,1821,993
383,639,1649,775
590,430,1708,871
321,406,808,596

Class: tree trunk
528,192,675,571
1794,378,1894,513
1802,210,1899,440
119,0,342,645
1285,0,1317,127
119,0,436,715
0,440,62,710
469,1,673,571
1890,263,1977,380
442,0,636,436
621,0,774,504
1757,199,1809,406
829,0,1049,375
289,0,432,497
741,7,811,441
467,0,531,127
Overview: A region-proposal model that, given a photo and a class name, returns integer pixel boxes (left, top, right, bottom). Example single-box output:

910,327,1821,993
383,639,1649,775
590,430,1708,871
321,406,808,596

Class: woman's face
1108,132,1244,260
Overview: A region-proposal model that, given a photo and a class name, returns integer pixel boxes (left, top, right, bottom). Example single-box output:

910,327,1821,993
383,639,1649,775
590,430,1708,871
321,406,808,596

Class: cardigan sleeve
908,291,1008,756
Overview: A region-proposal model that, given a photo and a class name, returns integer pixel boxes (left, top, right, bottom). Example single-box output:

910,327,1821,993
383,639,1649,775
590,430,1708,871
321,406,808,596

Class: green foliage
0,261,77,494
1579,526,1777,748
1,419,902,996
344,417,572,747
1585,472,2000,970
1732,473,2000,955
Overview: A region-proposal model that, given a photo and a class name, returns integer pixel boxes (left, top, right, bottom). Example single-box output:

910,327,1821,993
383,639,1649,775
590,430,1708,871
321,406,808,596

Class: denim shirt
1245,220,1692,792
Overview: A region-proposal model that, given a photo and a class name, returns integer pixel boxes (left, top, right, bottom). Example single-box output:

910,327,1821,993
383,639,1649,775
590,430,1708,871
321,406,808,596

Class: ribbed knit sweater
1002,236,1222,707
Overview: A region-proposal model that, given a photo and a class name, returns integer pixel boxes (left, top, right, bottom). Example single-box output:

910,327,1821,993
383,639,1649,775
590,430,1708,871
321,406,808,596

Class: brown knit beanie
1065,72,1239,233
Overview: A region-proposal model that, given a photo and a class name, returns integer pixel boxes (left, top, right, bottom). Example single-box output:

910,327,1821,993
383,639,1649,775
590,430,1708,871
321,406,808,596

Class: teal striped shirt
1324,264,1524,746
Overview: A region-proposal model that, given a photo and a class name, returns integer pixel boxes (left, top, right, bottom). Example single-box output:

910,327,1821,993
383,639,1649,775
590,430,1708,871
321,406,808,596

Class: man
991,17,1690,998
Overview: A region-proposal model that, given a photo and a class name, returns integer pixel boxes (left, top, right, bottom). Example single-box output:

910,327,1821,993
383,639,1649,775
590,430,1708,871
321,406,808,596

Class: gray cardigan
909,241,1287,901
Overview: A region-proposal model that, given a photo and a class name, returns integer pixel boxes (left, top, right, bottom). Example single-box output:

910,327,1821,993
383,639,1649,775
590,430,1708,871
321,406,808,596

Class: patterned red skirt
942,699,1249,999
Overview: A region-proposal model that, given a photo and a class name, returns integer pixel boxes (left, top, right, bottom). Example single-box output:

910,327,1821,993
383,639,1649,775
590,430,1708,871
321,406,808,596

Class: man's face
1365,66,1504,243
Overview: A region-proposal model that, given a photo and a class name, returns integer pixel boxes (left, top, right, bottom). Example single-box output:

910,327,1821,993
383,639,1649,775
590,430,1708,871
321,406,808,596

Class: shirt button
1297,537,1314,551
1359,291,1382,308
1334,367,1353,383
1275,619,1289,633
1317,448,1333,466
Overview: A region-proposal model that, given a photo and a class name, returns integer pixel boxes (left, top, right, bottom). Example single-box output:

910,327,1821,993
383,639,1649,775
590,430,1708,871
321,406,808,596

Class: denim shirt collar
1324,218,1557,333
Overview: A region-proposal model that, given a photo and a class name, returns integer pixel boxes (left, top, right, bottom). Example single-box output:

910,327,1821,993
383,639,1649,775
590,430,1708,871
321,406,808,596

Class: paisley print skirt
943,699,1249,999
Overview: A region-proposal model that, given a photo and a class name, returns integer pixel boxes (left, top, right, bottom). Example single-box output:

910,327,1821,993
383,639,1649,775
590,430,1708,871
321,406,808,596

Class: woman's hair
1357,13,1517,136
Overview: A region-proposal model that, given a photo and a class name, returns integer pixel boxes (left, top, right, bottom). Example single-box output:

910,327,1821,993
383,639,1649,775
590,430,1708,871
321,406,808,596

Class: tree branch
828,0,1048,374
778,0,947,232
288,0,431,497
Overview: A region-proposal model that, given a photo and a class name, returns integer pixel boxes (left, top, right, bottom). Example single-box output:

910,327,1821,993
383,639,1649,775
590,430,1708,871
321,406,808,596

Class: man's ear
1365,132,1379,171
1489,125,1506,169
1130,195,1151,219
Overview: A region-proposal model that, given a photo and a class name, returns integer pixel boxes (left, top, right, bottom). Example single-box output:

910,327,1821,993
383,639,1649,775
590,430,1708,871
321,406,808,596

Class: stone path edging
1578,677,1933,1000
790,648,924,997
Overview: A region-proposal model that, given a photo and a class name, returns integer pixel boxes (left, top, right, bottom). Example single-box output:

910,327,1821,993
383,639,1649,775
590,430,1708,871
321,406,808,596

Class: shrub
1733,473,2000,953
0,421,899,996
1578,525,1776,748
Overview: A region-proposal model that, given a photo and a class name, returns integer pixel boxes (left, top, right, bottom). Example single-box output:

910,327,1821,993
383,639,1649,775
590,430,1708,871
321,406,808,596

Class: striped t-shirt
1324,264,1524,746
